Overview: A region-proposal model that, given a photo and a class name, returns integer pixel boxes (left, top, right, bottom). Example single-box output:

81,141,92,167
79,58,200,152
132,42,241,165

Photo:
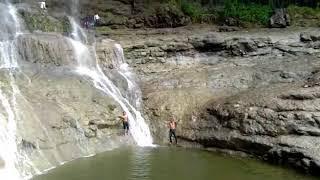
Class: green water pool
33,147,317,180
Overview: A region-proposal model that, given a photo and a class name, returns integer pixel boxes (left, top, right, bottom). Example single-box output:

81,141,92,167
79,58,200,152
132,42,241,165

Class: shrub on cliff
145,3,191,28
223,0,273,26
181,0,202,20
179,0,219,23
19,11,71,33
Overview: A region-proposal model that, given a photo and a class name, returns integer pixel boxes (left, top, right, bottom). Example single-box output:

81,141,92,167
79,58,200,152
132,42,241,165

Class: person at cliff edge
168,117,177,144
39,1,46,10
119,111,129,135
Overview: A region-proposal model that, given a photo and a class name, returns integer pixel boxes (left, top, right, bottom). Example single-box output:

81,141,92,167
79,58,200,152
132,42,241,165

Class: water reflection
128,148,152,180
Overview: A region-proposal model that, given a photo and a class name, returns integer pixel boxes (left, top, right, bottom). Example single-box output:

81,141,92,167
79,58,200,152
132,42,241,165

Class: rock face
111,27,320,175
0,32,134,176
16,33,74,66
192,83,320,175
78,0,190,29
10,67,127,173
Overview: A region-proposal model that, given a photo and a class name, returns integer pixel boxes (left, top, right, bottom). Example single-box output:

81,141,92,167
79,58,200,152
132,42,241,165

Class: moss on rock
20,11,71,33
288,5,320,27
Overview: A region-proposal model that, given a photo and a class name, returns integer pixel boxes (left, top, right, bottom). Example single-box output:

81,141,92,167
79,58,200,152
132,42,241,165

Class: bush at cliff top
223,0,273,25
181,0,203,20
180,0,219,23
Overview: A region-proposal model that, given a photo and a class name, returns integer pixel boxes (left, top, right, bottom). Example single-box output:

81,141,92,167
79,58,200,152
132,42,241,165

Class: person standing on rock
39,1,47,10
168,117,177,144
94,14,100,26
119,111,129,135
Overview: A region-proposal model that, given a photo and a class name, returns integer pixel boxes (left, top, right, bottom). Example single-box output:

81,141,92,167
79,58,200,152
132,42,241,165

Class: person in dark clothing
119,111,129,135
80,16,95,29
168,118,177,144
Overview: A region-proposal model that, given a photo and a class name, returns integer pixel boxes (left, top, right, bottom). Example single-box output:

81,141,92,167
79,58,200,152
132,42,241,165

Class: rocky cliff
1,1,320,178
107,27,320,175
0,31,135,176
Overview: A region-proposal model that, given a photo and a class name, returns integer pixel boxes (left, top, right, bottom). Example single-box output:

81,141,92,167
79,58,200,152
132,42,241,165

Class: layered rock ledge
106,26,320,175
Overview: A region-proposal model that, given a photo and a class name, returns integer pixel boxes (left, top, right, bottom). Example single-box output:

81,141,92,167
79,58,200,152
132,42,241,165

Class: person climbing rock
119,111,129,135
168,117,177,144
80,14,101,29
81,16,93,29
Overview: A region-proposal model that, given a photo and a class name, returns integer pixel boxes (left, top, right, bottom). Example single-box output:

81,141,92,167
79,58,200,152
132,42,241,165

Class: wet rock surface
110,27,320,175
0,31,134,175
0,67,130,174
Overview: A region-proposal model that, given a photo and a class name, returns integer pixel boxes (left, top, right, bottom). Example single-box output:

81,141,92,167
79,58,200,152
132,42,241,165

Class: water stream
0,2,24,180
68,17,153,146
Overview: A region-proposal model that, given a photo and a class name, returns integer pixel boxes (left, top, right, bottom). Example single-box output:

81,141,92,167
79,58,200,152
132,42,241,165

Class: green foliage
180,0,219,23
149,0,320,27
20,11,71,33
181,1,203,19
223,0,273,25
287,5,320,27
288,5,320,18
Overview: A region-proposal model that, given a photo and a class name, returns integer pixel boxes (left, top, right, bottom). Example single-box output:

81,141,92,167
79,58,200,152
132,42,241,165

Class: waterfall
114,44,143,109
68,18,153,147
0,2,23,180
0,1,154,179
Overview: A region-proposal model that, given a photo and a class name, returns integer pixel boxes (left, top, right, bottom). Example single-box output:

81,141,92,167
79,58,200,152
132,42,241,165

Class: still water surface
33,147,317,180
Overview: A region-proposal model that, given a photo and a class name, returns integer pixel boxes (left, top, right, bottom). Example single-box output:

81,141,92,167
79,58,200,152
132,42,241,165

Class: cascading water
114,44,143,109
68,18,153,146
0,2,64,179
0,1,23,180
0,0,154,179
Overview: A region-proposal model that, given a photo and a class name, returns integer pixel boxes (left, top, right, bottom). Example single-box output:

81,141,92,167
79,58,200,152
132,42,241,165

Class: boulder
269,8,290,28
189,33,225,52
300,31,320,42
300,32,313,42
225,17,239,26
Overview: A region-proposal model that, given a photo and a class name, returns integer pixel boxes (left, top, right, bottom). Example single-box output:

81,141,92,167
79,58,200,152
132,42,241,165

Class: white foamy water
114,44,142,108
69,16,87,43
0,2,23,180
0,88,21,180
68,19,153,147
